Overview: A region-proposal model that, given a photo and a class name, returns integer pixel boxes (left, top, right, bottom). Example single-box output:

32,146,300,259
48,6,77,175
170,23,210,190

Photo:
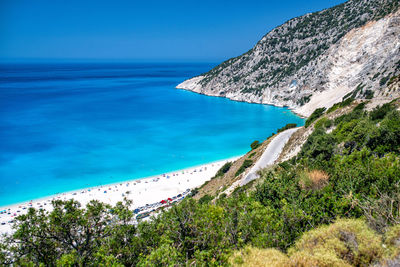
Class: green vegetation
305,107,326,127
235,159,253,177
327,97,354,113
363,89,374,99
297,95,311,106
250,140,261,150
380,75,391,86
215,162,232,177
2,101,400,266
277,123,297,133
232,219,387,267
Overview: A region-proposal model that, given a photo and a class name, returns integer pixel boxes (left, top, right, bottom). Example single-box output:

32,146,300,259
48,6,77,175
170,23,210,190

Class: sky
0,0,346,62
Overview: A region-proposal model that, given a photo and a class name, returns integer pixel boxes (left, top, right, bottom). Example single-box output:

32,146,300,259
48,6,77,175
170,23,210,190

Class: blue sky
0,0,346,62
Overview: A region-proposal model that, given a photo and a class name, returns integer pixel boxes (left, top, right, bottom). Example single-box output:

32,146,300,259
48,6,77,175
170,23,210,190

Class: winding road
240,127,300,186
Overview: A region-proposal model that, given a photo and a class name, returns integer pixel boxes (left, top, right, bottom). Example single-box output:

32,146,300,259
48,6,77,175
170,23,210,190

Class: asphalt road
240,127,300,186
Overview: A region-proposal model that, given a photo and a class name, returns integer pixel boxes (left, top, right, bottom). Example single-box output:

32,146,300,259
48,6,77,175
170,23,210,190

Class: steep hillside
177,0,400,116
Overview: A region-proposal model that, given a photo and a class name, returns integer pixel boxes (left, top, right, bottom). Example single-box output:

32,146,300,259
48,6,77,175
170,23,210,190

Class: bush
358,191,400,233
289,219,383,267
363,89,374,99
327,98,354,113
305,108,326,128
198,194,213,204
215,162,232,177
232,219,385,267
299,128,336,163
380,76,390,86
353,102,366,111
314,117,332,129
277,123,297,133
250,141,261,150
370,103,395,121
235,160,253,177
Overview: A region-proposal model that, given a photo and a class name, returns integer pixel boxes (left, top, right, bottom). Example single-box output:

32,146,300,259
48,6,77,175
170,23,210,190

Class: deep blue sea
0,62,304,206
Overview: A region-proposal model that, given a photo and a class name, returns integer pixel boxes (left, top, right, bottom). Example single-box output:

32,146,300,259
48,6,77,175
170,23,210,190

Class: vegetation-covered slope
2,98,400,266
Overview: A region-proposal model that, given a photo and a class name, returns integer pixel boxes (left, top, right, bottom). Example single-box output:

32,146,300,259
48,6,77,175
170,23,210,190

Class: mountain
177,0,400,116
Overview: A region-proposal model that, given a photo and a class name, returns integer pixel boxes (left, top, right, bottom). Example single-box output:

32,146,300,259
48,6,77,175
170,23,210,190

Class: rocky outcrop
177,0,400,117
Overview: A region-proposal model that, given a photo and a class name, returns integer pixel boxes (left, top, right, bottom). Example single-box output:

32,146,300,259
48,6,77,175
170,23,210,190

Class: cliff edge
177,0,400,117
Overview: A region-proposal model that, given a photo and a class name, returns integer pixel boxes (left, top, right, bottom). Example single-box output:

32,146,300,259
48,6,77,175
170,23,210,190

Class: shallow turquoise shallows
0,63,304,206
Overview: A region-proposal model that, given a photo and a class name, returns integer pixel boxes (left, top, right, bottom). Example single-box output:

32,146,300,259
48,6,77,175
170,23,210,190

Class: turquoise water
0,63,304,206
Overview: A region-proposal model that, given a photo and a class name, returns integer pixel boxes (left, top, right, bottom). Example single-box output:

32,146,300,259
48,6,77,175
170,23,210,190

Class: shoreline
175,85,308,119
0,155,241,233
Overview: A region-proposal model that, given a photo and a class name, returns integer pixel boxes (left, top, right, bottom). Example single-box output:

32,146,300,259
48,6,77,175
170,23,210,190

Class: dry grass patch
299,170,329,191
230,246,290,267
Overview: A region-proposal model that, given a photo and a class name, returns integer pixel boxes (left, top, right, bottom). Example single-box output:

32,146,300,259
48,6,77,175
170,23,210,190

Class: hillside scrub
277,123,297,133
235,159,253,177
2,102,400,265
305,107,326,127
232,219,386,267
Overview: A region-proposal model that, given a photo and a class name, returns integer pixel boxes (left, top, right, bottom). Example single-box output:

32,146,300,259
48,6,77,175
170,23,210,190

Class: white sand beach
0,156,240,234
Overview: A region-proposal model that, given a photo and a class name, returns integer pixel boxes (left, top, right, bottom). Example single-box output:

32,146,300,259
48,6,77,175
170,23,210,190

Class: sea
0,62,304,206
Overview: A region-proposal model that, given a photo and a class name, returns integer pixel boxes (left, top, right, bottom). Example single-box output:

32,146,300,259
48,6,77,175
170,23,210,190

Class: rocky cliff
177,0,400,117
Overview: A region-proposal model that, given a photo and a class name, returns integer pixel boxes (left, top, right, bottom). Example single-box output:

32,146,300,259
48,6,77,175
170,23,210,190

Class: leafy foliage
277,123,297,133
235,160,253,177
215,162,232,177
250,140,261,150
305,107,326,128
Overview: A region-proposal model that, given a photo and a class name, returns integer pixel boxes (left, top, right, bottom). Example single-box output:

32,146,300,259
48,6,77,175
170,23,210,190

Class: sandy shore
0,156,240,234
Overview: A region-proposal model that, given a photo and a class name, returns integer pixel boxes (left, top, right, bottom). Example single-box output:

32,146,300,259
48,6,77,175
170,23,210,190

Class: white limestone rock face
296,9,400,116
177,0,400,117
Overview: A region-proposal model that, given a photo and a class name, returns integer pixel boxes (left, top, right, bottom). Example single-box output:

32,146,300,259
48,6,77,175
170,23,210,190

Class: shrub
358,192,400,233
250,141,261,150
305,108,326,128
299,128,336,162
138,243,182,266
235,160,253,177
198,194,213,204
314,117,332,129
380,76,390,86
289,219,383,267
327,98,354,113
385,224,400,253
370,103,395,121
363,89,374,99
353,102,366,111
215,162,232,177
277,123,297,133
